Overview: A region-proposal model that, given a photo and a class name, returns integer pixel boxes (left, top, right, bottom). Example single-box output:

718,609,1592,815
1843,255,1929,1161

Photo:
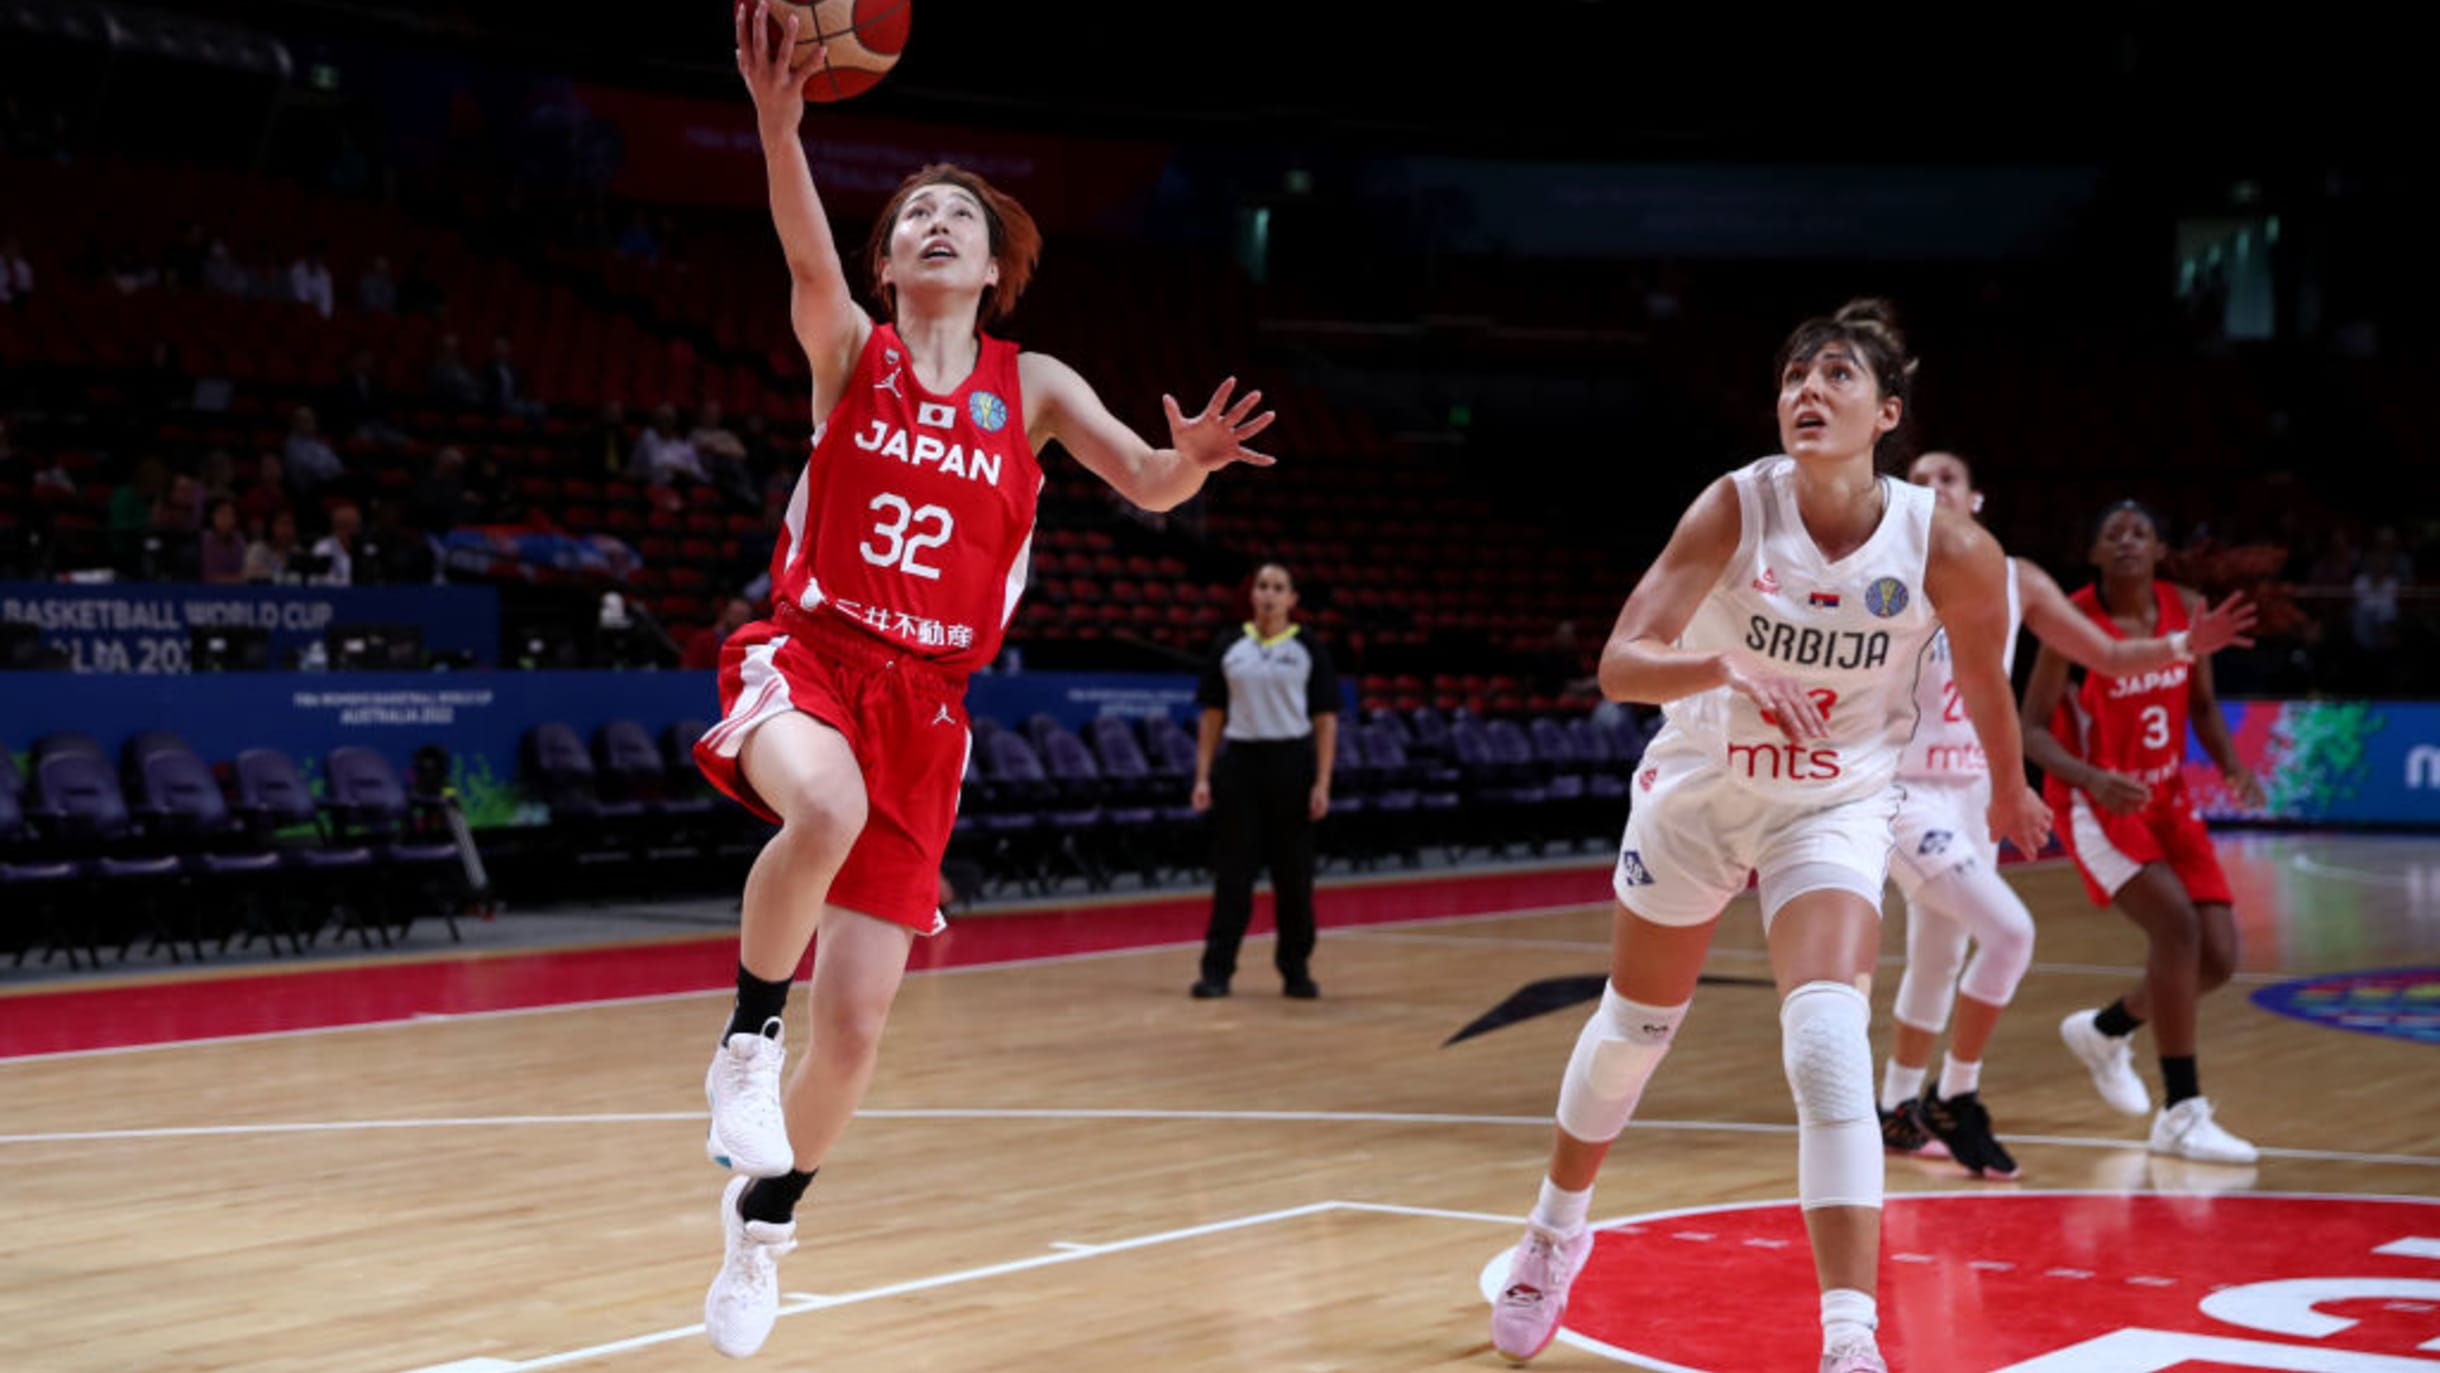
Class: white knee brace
1894,894,1971,1032
1554,983,1688,1144
1781,981,1879,1212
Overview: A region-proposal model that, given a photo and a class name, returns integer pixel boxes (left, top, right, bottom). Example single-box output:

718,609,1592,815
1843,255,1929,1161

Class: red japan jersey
768,324,1042,674
2045,580,2194,801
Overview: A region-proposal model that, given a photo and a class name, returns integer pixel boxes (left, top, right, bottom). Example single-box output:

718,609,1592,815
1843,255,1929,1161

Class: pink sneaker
1822,1339,1888,1372
1490,1226,1594,1363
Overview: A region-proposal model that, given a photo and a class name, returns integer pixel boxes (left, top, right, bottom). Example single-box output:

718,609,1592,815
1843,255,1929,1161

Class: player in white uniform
1488,302,2051,1373
1877,451,2255,1177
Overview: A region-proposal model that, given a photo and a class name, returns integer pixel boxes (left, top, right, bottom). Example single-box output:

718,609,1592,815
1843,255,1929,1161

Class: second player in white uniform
1875,451,2256,1178
1490,303,2051,1373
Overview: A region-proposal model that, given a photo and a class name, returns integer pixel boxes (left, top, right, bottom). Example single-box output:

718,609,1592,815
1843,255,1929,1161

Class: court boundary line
399,1186,2440,1373
1338,930,2292,983
7,1106,2433,1168
0,898,1612,1066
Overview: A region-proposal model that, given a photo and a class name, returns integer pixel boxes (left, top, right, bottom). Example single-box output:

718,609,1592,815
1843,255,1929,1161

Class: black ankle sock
2161,1055,2199,1106
724,965,791,1045
739,1169,816,1225
2094,998,2143,1038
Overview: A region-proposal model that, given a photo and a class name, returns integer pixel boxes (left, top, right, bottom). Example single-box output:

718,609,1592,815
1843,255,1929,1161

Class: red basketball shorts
2059,783,2233,909
693,607,970,936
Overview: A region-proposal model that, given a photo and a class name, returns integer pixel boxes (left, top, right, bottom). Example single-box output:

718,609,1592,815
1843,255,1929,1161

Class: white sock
1528,1177,1592,1239
1821,1288,1877,1351
1879,1061,1926,1113
1939,1053,1982,1100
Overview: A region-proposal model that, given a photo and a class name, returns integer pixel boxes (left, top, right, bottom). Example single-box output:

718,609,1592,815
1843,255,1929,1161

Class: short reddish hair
864,163,1041,327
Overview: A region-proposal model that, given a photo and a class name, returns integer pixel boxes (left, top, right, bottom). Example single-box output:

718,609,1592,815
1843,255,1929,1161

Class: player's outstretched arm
1926,508,2051,856
2019,558,2257,675
738,0,869,400
2179,586,2267,810
1022,356,1274,512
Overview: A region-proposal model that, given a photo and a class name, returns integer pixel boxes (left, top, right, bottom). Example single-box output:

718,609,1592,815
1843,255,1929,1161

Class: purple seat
127,735,282,876
526,722,644,821
597,719,713,816
324,748,461,866
233,749,376,871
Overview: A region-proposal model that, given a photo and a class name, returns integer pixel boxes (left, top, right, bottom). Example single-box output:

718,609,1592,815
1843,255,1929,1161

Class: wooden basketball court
4,833,2435,1372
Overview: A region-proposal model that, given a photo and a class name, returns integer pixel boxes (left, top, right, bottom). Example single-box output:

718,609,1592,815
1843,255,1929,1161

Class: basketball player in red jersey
697,4,1277,1356
2023,500,2264,1166
1876,453,2255,1180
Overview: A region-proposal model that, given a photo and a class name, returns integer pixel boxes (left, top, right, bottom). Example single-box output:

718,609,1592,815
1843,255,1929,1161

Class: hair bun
1834,297,1901,331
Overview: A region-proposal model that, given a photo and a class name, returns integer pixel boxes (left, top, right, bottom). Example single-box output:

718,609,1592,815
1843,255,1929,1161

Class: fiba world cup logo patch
1865,576,1909,618
968,390,1009,433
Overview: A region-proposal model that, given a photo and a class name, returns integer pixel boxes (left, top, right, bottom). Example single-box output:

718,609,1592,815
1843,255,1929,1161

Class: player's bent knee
1781,981,1880,1211
1554,983,1688,1143
810,995,891,1065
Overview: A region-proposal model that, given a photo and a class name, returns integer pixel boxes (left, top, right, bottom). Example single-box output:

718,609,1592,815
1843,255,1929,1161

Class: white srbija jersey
1652,455,1940,806
1897,558,2022,783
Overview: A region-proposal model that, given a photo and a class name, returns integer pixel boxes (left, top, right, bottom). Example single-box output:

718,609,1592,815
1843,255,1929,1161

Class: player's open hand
1164,377,1276,473
2225,767,2268,812
1723,653,1828,743
1988,782,2053,858
2087,769,2151,816
2187,592,2259,657
737,0,816,127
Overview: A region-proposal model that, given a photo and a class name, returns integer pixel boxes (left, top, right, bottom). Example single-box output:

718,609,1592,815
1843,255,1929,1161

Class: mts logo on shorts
1477,1192,2440,1370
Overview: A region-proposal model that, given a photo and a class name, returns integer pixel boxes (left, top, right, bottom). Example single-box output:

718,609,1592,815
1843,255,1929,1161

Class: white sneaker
2150,1096,2258,1164
2058,1009,2152,1116
705,1018,793,1177
1822,1339,1888,1373
704,1175,797,1358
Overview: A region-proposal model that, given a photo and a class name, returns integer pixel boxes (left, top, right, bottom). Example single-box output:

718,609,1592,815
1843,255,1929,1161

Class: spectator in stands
584,400,630,477
332,348,405,446
289,240,335,319
684,595,757,670
633,402,708,486
357,255,397,313
201,237,248,296
282,407,345,496
239,451,288,526
410,444,473,533
109,457,170,546
1189,562,1338,1000
691,400,760,508
311,502,360,586
2354,526,2406,652
359,498,438,585
430,333,483,408
198,449,238,509
485,335,545,418
159,472,203,535
244,508,302,583
0,234,31,306
198,499,248,585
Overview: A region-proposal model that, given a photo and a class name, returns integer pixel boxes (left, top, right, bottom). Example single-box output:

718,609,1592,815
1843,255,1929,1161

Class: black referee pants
1200,737,1318,985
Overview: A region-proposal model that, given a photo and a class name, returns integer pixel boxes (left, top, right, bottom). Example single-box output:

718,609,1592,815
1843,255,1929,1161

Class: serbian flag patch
1808,590,1841,608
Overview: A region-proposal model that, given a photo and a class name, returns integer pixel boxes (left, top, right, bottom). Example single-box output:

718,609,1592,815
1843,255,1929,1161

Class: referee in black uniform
1190,561,1339,999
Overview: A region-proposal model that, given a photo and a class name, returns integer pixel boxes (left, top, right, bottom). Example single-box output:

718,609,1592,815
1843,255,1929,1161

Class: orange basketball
762,0,911,103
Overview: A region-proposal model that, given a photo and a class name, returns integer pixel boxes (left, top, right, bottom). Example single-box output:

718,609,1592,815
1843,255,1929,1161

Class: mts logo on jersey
2107,663,2190,698
1743,616,1891,671
1729,740,1841,781
1477,1192,2440,1371
852,420,1007,486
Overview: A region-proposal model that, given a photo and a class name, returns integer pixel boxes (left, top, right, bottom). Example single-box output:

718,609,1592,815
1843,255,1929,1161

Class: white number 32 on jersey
861,493,954,580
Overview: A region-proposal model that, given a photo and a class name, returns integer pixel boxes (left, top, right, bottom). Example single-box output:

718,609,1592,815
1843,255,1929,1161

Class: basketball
763,0,911,103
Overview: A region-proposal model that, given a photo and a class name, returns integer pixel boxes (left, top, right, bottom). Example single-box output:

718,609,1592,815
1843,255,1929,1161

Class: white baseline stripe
0,899,1612,1067
5,1107,2430,1168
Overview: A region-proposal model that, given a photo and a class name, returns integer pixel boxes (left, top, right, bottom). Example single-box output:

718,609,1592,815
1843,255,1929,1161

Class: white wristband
2168,630,2193,662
